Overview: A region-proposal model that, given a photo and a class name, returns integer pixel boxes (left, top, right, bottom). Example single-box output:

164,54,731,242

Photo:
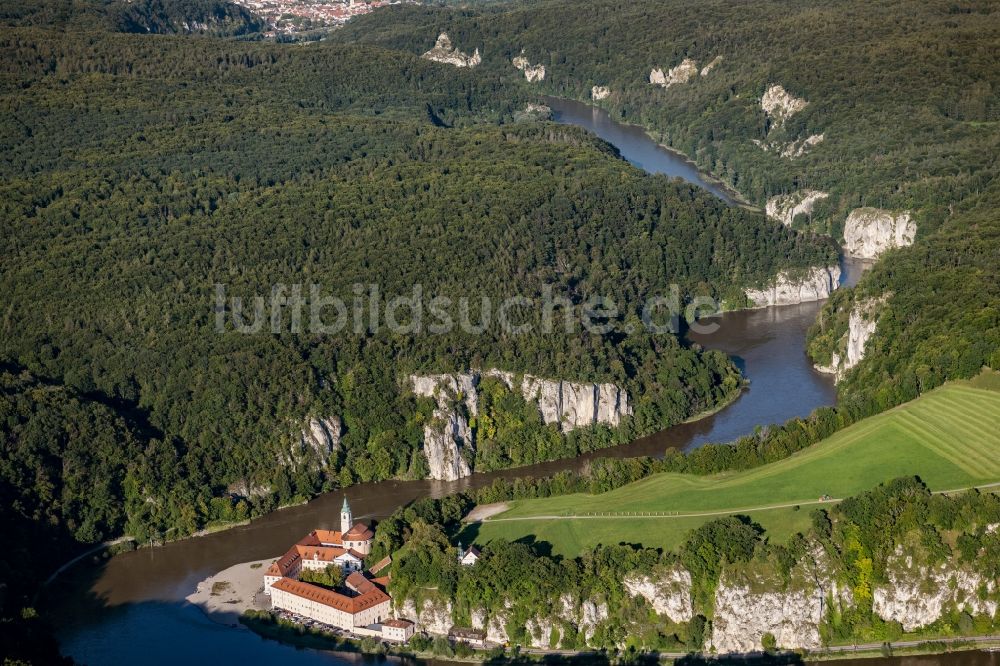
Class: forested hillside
337,0,1000,429
0,7,838,579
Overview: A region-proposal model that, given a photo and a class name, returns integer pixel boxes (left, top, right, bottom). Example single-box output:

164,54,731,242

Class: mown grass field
462,377,1000,557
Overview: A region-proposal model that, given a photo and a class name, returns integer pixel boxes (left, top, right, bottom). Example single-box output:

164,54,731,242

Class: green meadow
463,378,1000,557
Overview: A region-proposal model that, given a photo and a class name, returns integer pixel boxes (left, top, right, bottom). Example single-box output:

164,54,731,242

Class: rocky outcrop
761,84,809,124
486,610,510,644
519,103,552,120
512,51,546,82
873,547,999,631
623,566,693,623
591,85,611,100
298,416,341,466
525,617,555,648
815,295,887,381
398,597,453,635
520,375,631,433
650,58,698,88
753,134,825,159
765,190,829,227
227,479,271,499
745,265,841,308
410,371,631,479
710,548,848,653
781,133,825,158
422,33,481,68
700,55,723,76
842,208,916,259
557,593,608,641
755,85,822,157
423,409,473,482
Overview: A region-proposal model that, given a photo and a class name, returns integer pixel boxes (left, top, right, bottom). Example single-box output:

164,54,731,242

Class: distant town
232,0,414,36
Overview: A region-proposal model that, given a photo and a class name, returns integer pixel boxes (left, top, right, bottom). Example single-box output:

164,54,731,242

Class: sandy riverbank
186,558,273,626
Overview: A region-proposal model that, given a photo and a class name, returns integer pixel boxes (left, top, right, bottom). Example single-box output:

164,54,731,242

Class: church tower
340,496,352,534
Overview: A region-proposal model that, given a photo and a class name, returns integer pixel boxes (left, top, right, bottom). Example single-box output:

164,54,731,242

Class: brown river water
46,98,976,666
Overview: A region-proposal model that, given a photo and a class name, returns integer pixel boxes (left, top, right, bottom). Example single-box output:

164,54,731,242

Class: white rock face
711,582,824,652
556,593,608,641
520,374,631,433
410,370,630,478
649,58,698,88
765,190,830,226
745,265,841,308
512,52,546,82
525,617,554,648
623,566,694,623
814,295,887,381
761,84,809,124
486,610,510,644
591,85,611,100
423,409,473,482
288,416,341,469
399,597,453,635
700,55,723,76
422,33,481,68
754,133,825,159
842,208,916,259
710,548,847,653
874,548,998,631
781,133,825,158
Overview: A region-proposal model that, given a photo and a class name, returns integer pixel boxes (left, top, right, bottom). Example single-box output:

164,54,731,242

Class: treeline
372,476,1000,653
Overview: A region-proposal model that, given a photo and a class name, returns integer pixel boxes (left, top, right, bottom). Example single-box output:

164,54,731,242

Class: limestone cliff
622,565,694,623
814,295,887,381
761,84,809,124
649,58,698,88
765,190,830,227
398,597,453,635
753,134,825,159
745,265,841,308
557,593,609,640
842,208,916,259
591,85,611,100
410,370,631,479
873,546,998,631
710,548,850,653
520,374,631,433
287,415,341,470
422,33,481,68
755,85,823,158
512,51,546,82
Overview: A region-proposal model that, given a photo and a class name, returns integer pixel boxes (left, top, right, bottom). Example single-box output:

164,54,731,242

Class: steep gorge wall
745,265,841,308
843,208,916,259
410,370,631,480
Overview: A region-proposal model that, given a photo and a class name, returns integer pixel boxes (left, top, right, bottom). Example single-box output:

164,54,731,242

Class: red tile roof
383,618,413,629
344,523,374,541
271,577,390,614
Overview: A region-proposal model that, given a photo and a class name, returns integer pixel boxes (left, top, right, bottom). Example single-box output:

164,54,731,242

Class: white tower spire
340,496,352,534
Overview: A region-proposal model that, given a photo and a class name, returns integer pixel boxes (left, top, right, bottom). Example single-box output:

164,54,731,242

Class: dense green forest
0,0,838,610
2,0,998,660
362,476,1000,653
337,0,1000,425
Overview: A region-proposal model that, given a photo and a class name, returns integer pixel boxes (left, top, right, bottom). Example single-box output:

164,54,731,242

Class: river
48,99,969,666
